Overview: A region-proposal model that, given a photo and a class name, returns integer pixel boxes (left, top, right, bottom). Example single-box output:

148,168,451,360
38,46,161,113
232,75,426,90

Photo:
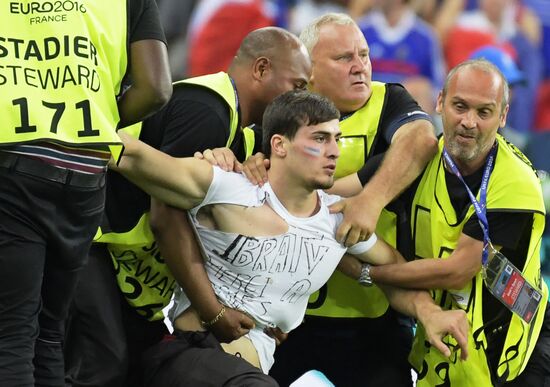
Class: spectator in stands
444,0,543,134
358,0,445,88
186,0,277,77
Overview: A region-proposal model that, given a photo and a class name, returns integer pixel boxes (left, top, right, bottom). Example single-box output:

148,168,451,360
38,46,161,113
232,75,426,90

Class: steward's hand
264,326,288,346
242,152,269,186
194,147,242,172
209,307,255,343
329,194,382,246
336,254,363,279
421,307,469,361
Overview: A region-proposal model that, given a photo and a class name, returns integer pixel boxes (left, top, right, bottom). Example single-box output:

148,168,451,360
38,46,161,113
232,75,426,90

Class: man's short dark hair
262,90,340,157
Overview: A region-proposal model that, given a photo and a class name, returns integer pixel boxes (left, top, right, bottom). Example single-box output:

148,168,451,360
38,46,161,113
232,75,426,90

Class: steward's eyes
336,54,353,62
454,102,467,112
478,109,492,119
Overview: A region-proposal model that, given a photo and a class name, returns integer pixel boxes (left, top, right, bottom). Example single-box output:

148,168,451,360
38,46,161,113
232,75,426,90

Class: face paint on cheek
303,145,322,157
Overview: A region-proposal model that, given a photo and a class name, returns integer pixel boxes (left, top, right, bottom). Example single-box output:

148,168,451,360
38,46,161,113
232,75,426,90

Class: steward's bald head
232,27,305,66
228,26,311,128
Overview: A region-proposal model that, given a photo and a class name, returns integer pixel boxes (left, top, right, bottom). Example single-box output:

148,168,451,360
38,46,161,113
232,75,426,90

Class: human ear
271,134,287,157
499,103,509,128
435,92,444,114
253,57,271,81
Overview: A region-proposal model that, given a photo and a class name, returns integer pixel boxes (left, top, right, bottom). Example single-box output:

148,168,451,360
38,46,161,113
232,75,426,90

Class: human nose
351,53,367,74
460,110,478,129
328,138,340,159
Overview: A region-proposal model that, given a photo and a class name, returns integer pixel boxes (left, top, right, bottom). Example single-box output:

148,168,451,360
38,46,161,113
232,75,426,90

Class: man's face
262,44,312,105
286,119,341,190
309,23,372,113
438,66,508,174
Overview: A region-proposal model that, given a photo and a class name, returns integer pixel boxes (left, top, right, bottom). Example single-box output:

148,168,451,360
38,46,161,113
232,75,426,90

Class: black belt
0,152,105,188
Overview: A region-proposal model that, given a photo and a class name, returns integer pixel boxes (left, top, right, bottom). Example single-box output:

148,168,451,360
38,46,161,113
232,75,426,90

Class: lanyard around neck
229,77,239,112
442,143,497,266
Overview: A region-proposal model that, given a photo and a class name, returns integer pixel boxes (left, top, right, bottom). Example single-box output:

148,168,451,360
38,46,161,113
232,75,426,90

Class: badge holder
482,245,542,323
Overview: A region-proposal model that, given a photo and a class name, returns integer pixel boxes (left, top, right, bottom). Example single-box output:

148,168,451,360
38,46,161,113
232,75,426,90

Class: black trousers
0,161,105,387
500,305,550,387
269,309,414,387
143,330,279,387
64,244,168,387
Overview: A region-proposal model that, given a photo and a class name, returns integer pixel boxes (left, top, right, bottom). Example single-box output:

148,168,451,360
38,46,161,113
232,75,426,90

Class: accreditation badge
483,246,542,323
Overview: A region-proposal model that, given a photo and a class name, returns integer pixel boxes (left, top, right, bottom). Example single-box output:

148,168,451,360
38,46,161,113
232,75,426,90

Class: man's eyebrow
311,129,342,136
450,96,497,108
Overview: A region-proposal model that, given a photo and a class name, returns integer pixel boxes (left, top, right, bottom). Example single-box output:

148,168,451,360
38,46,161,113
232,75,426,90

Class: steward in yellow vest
1,1,171,385
408,135,548,386
306,81,400,319
345,60,550,386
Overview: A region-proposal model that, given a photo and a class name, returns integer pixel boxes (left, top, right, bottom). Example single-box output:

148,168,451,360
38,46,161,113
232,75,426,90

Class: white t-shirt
170,167,377,372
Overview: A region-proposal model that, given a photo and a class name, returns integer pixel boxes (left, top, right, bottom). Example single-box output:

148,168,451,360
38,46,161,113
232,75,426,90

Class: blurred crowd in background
155,0,550,278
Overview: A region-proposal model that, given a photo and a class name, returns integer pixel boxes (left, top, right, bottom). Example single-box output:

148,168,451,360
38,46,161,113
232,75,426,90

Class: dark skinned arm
150,201,256,343
117,39,172,128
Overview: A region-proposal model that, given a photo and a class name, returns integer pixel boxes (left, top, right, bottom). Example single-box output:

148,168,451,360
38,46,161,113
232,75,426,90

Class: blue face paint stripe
304,145,321,156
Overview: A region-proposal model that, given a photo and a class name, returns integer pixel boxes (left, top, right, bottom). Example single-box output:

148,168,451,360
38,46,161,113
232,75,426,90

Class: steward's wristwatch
358,263,373,287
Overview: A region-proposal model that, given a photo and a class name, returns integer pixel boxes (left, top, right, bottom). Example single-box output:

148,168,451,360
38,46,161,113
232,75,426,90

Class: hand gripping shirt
170,167,377,372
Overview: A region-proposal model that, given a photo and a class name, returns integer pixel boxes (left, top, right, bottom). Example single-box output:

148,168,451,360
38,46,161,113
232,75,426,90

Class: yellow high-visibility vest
410,136,547,385
1,1,128,159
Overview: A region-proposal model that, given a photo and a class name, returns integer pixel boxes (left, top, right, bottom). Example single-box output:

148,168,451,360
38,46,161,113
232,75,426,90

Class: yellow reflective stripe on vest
410,136,548,385
243,127,255,159
95,212,154,245
1,1,127,158
120,121,143,139
306,82,392,318
94,121,144,243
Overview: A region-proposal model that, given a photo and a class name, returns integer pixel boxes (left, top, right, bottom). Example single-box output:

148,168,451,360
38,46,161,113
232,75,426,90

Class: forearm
150,201,222,321
371,234,483,289
329,167,367,197
384,283,470,361
113,133,210,209
337,254,364,279
381,283,440,320
370,257,476,289
433,0,465,42
357,121,437,212
337,256,440,318
117,39,172,128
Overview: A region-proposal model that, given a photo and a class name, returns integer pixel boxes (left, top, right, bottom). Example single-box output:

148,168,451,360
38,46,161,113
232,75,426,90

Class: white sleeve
199,166,226,207
191,166,262,213
346,233,378,255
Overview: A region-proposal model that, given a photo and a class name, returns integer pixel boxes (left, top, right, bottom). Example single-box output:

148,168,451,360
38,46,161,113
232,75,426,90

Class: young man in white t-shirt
111,90,469,386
